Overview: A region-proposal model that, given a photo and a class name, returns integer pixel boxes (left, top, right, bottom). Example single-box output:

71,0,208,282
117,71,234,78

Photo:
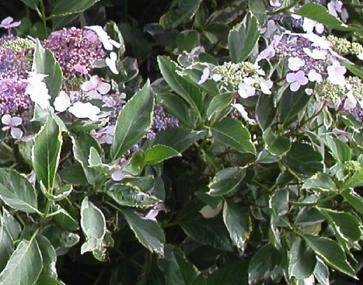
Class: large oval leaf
110,80,154,160
208,167,246,196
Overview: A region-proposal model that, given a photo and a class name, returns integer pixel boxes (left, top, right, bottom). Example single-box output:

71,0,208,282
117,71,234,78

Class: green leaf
248,243,281,284
256,93,276,130
318,208,362,243
36,275,64,285
158,245,201,285
208,260,248,285
80,197,108,261
263,129,291,156
20,0,39,10
120,208,165,255
51,0,100,18
296,3,363,35
283,143,323,178
159,0,202,29
71,133,102,185
0,237,43,285
53,206,79,231
211,118,255,155
180,218,233,252
153,128,206,153
145,144,181,165
111,80,154,160
223,201,251,251
37,235,57,278
32,115,62,190
33,41,63,101
302,173,337,192
228,12,259,62
288,238,316,280
304,235,356,278
0,224,13,272
208,167,246,196
341,189,363,215
248,0,266,25
313,259,329,285
206,93,233,124
0,169,38,214
278,87,311,125
123,151,146,176
105,183,160,209
157,56,203,117
343,169,363,189
323,135,352,163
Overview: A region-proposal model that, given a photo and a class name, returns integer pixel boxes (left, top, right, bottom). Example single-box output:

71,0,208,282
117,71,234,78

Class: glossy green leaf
51,0,100,18
37,235,57,278
53,206,79,231
153,128,206,153
157,56,203,116
283,143,323,178
228,12,259,62
71,133,102,185
263,129,291,156
288,238,316,280
341,189,363,215
206,93,233,123
111,80,154,160
211,118,255,155
145,144,181,165
33,41,62,101
121,208,165,255
0,169,38,214
0,237,43,285
304,235,356,278
343,169,363,189
20,0,39,10
106,183,160,209
32,115,62,190
302,173,337,192
223,201,251,251
323,135,352,163
256,93,276,130
208,167,246,196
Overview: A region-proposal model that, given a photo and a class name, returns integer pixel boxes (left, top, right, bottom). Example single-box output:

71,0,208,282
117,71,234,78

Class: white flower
1,115,23,139
85,25,121,51
269,0,282,7
327,61,346,86
25,73,50,109
358,53,363,61
305,88,313,95
344,91,357,110
212,73,222,82
303,48,327,60
259,79,273,94
198,67,210,84
111,169,125,181
302,33,331,50
68,102,101,121
286,71,309,92
105,52,119,74
288,56,305,71
54,91,71,112
307,69,323,83
81,76,111,99
238,82,256,98
327,0,343,17
302,18,324,34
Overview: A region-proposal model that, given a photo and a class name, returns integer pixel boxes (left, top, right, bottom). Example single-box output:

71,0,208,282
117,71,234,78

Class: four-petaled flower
68,102,101,121
286,71,309,92
81,76,111,99
1,114,23,139
327,61,346,86
0,17,21,29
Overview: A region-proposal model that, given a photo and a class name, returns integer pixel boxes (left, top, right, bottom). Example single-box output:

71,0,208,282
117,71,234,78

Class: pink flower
73,64,88,75
0,17,21,29
81,76,111,99
286,71,308,92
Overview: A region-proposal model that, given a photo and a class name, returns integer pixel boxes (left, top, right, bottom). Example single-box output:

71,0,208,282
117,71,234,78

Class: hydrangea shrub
0,0,363,284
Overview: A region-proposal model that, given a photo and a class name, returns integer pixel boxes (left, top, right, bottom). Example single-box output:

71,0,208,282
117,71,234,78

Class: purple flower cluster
0,79,31,115
43,27,106,77
0,47,29,79
146,105,179,140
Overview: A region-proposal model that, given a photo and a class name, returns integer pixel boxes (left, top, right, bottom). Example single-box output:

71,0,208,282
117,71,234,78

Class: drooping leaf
32,115,62,190
37,235,57,278
211,118,255,155
228,12,259,62
208,167,246,196
222,201,251,251
0,169,38,214
120,208,165,255
111,80,154,160
0,238,43,285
